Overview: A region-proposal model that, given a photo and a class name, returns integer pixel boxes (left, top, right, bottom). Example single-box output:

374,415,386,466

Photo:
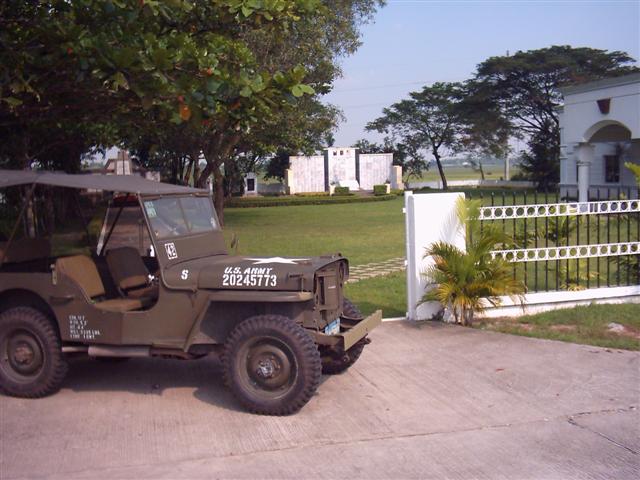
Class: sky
323,0,640,147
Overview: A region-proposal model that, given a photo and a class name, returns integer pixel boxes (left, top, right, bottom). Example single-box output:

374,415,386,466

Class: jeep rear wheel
321,298,367,375
223,315,321,415
0,307,68,398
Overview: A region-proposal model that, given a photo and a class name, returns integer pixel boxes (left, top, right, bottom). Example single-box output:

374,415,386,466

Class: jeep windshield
143,196,218,239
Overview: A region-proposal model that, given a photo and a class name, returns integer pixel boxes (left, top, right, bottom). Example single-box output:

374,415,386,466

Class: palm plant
422,198,525,326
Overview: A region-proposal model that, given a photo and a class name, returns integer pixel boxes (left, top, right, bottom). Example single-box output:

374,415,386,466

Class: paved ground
1,322,639,479
347,257,405,283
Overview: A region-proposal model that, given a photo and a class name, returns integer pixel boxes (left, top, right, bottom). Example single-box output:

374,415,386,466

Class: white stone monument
243,172,258,197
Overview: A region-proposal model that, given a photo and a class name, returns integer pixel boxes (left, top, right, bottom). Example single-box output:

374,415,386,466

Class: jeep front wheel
223,315,321,415
0,307,68,398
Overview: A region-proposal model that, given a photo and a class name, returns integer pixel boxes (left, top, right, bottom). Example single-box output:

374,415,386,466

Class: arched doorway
578,121,637,200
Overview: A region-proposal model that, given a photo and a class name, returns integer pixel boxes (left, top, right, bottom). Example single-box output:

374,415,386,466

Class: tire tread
222,315,321,415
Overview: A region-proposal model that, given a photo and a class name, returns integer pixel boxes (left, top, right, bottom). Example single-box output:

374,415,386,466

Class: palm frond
421,197,526,325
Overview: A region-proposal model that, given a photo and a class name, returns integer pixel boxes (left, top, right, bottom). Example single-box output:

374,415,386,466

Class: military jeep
0,171,381,415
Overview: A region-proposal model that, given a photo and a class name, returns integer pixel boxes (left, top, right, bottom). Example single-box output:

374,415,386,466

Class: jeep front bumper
312,309,382,351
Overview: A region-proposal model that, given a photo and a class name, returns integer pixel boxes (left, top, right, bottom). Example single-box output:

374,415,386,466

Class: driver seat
105,247,158,306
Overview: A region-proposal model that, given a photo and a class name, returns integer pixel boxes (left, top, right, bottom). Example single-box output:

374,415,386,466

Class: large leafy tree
366,82,468,189
472,46,638,188
1,0,381,224
0,0,316,168
125,0,382,222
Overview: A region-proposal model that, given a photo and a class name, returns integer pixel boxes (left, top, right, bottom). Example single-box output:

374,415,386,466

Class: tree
192,0,381,222
1,0,382,224
124,0,381,222
366,82,468,189
351,139,385,153
1,1,316,166
472,46,638,188
457,80,512,160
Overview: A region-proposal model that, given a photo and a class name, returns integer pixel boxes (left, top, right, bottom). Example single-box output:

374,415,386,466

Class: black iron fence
467,188,640,292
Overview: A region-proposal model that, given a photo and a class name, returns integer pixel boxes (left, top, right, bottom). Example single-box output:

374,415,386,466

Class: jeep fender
184,290,313,350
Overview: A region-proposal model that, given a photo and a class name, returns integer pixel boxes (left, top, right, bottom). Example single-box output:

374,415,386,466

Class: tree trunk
199,131,242,227
184,158,194,185
433,152,448,190
195,157,224,225
213,168,225,226
462,307,474,327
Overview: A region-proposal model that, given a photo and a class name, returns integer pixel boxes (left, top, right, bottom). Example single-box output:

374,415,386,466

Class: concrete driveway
1,321,639,479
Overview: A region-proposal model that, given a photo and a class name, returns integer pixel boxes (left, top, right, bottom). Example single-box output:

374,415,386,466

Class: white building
559,73,640,200
287,147,402,194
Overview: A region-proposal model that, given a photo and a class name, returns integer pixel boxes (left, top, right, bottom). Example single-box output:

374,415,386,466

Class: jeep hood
163,254,348,292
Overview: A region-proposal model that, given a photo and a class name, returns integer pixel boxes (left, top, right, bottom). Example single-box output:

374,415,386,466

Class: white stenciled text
222,266,277,287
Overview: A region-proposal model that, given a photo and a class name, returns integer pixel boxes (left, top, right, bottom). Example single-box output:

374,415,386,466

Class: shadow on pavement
63,354,330,413
63,355,245,413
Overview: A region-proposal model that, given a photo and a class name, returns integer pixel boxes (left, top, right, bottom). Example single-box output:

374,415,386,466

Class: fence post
404,191,465,321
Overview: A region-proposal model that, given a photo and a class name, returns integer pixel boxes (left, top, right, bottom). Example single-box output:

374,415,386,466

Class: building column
575,142,595,202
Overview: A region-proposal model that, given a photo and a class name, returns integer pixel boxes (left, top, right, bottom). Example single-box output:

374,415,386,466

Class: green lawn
223,196,406,266
475,303,640,350
344,271,406,318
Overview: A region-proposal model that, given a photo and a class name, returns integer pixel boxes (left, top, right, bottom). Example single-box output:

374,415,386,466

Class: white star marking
245,257,309,265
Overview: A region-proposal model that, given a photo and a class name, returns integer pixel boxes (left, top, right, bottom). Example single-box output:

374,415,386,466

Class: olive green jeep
0,171,381,415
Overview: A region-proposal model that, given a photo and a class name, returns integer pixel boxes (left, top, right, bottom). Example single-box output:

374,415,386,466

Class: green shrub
333,186,350,196
391,189,405,196
294,192,329,197
373,184,388,196
225,194,395,208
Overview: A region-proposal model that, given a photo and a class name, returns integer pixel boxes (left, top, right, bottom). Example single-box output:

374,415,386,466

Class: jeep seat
105,247,158,305
55,255,143,313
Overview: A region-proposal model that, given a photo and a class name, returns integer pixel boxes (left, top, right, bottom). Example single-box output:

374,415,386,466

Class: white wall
289,155,325,193
327,148,356,185
359,153,393,189
404,191,465,321
561,76,640,143
561,140,640,197
288,148,395,193
560,75,640,195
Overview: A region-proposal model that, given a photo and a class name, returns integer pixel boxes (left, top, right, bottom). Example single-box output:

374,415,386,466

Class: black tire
223,315,321,415
0,307,68,398
321,298,367,375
